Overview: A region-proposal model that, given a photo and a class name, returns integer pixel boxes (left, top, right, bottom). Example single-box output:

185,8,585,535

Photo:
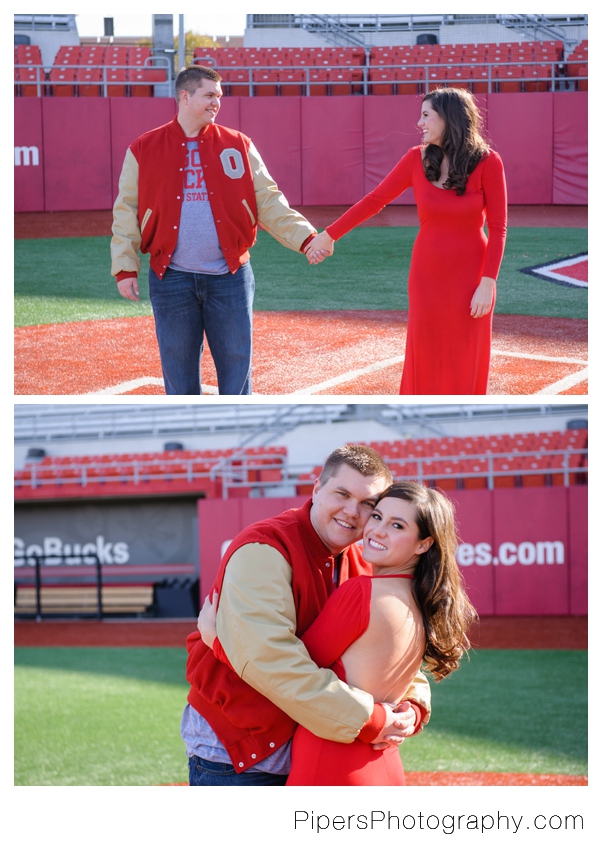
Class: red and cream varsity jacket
185,499,431,773
111,116,315,280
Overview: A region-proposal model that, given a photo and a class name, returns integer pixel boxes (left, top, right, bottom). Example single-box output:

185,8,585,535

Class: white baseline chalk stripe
86,348,587,396
536,367,589,395
87,377,219,396
291,355,405,395
292,348,586,395
490,350,587,365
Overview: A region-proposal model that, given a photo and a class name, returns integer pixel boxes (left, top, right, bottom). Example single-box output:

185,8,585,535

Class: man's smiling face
310,463,389,555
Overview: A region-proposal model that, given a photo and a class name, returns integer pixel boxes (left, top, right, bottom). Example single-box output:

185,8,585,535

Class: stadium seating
14,445,289,500
294,429,588,494
14,38,587,97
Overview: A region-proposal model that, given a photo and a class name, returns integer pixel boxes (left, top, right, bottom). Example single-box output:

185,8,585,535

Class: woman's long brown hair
421,87,490,196
375,481,477,681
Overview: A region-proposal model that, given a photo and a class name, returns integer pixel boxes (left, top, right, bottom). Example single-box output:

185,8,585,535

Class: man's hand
371,700,418,751
197,590,219,648
117,276,140,302
305,230,335,264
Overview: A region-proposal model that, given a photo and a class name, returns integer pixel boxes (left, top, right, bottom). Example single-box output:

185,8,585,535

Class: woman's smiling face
362,496,433,570
418,99,446,146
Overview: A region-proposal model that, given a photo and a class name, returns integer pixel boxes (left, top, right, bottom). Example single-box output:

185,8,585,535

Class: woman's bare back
340,577,426,704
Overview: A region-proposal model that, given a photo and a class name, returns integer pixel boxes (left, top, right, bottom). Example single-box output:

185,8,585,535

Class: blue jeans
188,756,288,786
148,263,255,395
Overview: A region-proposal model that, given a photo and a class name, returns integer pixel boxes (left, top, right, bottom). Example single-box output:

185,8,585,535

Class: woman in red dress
284,481,476,786
307,87,507,395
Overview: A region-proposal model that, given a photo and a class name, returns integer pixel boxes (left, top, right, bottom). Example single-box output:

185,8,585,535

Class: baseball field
14,616,587,786
14,205,587,395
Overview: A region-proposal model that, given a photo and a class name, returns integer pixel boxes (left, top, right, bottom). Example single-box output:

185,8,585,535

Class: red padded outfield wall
197,487,587,617
14,92,587,212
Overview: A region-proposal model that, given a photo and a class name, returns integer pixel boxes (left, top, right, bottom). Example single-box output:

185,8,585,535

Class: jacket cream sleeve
216,542,374,742
248,143,316,252
110,148,142,278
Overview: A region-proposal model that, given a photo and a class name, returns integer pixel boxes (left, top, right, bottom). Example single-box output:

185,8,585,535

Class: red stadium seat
104,48,128,67
523,64,552,92
397,68,423,95
369,69,396,95
53,46,81,66
253,70,279,96
471,65,492,93
128,68,166,97
18,67,45,97
308,69,328,96
328,68,354,95
127,47,151,66
80,46,106,66
75,68,103,97
223,69,251,97
424,66,447,89
106,69,127,97
49,68,76,96
446,67,472,89
279,69,305,96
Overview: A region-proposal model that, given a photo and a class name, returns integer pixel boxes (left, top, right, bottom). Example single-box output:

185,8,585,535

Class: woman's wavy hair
375,480,477,681
421,87,490,196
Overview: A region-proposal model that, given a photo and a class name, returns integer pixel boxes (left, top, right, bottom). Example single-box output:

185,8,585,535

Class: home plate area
14,310,588,396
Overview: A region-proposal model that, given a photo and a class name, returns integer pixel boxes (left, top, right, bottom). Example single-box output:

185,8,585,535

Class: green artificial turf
14,647,587,785
14,226,587,327
400,649,588,775
14,647,189,786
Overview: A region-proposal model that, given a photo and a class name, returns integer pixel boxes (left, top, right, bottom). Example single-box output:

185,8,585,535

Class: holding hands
305,230,335,264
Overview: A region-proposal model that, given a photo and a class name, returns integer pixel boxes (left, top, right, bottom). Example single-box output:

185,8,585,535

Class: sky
75,13,248,40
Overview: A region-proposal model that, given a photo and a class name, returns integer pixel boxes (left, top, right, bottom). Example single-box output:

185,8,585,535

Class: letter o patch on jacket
220,148,246,179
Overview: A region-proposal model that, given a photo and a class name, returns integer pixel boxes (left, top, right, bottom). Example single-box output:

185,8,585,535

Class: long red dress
285,573,420,786
326,146,507,394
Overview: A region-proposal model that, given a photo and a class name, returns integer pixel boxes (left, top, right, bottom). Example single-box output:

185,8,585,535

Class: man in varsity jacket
183,444,431,785
111,65,320,395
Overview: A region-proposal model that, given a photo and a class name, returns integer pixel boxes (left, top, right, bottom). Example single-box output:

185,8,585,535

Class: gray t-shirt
170,140,230,275
180,703,291,775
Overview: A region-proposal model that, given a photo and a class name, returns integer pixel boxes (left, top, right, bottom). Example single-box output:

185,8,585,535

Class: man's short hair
175,65,222,100
318,444,392,487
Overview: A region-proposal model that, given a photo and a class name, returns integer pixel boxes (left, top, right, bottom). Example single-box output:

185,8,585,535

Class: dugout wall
14,497,200,617
14,92,587,212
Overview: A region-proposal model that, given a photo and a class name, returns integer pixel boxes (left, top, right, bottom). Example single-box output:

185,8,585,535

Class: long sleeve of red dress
480,151,507,280
326,149,415,242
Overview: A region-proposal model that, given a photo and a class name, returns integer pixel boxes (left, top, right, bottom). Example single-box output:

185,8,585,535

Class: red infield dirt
14,207,587,396
15,615,587,787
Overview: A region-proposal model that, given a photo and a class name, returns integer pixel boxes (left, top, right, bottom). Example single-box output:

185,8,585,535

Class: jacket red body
131,117,258,278
185,500,374,772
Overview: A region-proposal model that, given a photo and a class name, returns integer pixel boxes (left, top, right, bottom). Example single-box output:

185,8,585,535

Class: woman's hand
197,590,219,648
470,276,495,318
305,230,335,264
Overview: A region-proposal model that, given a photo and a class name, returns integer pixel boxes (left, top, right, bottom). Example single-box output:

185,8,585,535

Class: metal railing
15,447,587,496
17,552,103,621
192,57,583,96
